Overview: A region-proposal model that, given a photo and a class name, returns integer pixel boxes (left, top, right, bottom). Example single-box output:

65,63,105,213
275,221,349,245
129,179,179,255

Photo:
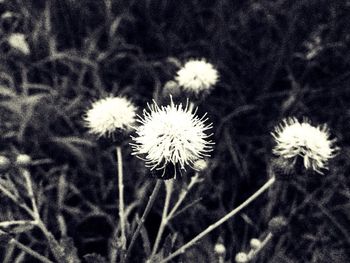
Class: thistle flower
8,33,30,55
272,118,337,174
131,98,213,178
84,97,137,137
175,59,218,95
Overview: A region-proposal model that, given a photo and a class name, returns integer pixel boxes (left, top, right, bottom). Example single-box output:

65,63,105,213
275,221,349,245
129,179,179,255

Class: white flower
175,59,218,95
84,97,137,137
8,33,30,55
131,98,213,178
272,118,337,174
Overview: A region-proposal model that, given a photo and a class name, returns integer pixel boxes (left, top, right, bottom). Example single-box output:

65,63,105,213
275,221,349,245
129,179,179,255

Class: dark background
0,0,349,262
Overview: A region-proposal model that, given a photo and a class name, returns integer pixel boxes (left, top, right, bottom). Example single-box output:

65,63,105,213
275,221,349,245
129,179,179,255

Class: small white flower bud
8,33,30,55
16,154,31,167
249,238,261,250
214,243,226,255
235,252,248,263
0,156,11,171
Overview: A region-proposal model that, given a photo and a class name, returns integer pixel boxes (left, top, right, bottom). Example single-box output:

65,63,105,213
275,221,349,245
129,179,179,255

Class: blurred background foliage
0,0,349,262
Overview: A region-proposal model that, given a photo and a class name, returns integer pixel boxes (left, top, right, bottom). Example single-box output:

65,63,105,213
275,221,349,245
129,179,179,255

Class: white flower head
84,96,137,137
8,33,30,55
272,117,338,174
131,97,213,178
175,59,218,95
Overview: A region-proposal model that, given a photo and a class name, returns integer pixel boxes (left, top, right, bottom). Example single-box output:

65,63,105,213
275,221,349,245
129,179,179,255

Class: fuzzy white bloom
8,33,30,55
272,118,337,174
175,59,218,95
131,98,213,177
84,97,137,137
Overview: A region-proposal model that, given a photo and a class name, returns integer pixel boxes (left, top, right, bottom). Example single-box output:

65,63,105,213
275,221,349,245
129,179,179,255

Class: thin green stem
151,180,173,256
160,177,276,263
10,238,54,263
125,180,162,263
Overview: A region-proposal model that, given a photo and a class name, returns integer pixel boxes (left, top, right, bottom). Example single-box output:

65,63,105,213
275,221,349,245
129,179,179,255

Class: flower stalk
151,180,173,256
116,146,127,251
160,176,276,263
125,180,162,262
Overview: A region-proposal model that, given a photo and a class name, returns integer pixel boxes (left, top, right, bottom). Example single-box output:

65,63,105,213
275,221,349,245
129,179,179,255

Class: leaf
148,253,164,263
49,136,91,168
83,253,107,263
0,230,12,247
0,222,35,234
0,86,16,98
140,223,151,257
163,233,178,257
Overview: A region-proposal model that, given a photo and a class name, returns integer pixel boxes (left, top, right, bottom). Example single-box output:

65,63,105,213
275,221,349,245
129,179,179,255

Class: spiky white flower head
84,96,137,137
8,33,30,55
272,117,337,174
175,59,218,95
131,97,213,178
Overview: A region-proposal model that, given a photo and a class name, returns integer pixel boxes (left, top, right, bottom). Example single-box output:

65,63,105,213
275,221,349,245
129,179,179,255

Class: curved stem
151,180,173,256
125,180,162,262
160,177,276,263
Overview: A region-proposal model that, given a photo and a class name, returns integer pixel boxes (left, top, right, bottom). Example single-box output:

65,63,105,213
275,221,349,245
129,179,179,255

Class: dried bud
15,154,31,167
249,238,261,250
162,80,180,98
270,157,295,180
235,252,248,263
268,216,288,235
0,156,11,172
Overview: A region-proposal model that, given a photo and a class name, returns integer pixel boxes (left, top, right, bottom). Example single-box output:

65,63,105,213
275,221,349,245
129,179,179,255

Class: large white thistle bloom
175,59,219,95
272,118,337,174
84,97,137,137
131,98,213,177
